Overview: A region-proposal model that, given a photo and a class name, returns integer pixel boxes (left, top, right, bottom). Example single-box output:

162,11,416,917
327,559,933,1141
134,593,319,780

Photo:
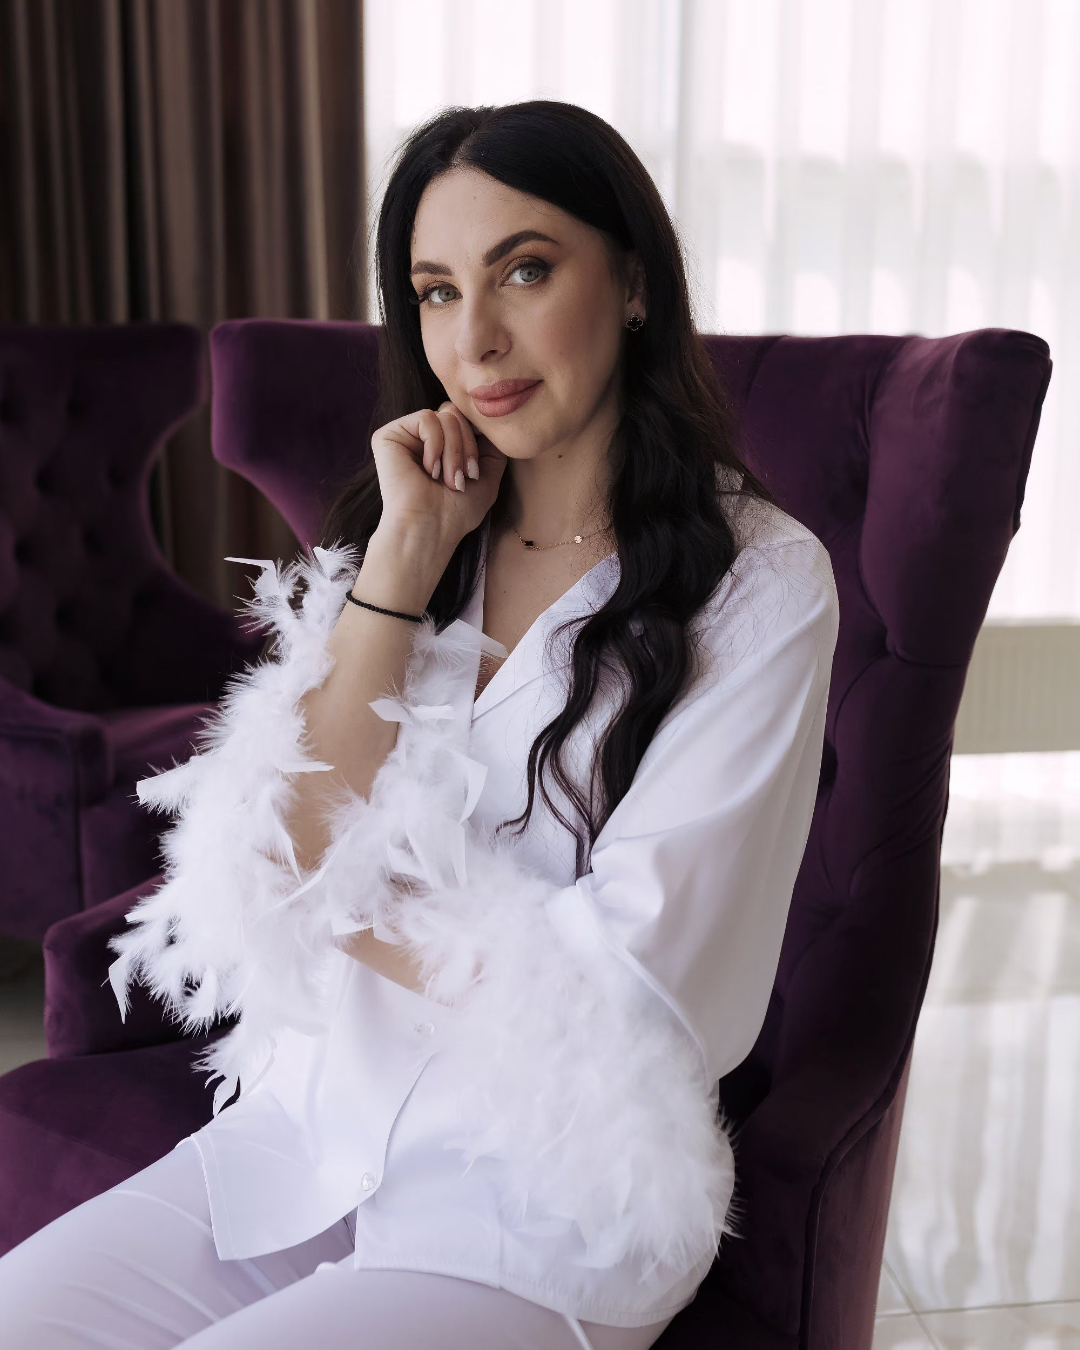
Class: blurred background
1,2,1078,1346
4,0,1078,747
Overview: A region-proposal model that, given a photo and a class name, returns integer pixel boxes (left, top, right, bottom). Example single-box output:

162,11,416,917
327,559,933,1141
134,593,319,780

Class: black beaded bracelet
345,591,424,624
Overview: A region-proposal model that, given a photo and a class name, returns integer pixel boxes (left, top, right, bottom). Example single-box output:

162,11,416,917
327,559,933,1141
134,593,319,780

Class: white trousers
0,1139,676,1349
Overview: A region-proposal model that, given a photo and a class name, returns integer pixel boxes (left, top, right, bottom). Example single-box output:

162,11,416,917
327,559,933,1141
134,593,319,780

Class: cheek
419,320,458,392
533,281,621,391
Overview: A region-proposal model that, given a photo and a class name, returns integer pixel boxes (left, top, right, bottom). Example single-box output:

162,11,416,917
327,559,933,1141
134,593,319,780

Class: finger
440,402,481,484
383,409,444,473
456,409,481,481
437,405,466,492
413,409,446,480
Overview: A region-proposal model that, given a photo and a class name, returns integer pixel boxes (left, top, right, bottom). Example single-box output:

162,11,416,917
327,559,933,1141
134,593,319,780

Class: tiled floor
0,940,46,1077
873,752,1080,1347
2,754,1078,1345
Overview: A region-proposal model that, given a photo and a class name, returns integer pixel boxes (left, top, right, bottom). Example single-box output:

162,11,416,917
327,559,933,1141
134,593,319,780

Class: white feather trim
108,543,737,1282
107,543,365,1114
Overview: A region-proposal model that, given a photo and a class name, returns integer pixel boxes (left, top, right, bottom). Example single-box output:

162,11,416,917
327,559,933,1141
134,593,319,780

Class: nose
454,289,510,367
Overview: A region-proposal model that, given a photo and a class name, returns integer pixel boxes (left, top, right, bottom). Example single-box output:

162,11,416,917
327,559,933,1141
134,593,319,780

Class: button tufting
360,1172,378,1191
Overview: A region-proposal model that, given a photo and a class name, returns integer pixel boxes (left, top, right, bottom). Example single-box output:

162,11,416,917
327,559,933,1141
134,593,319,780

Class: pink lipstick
469,378,542,418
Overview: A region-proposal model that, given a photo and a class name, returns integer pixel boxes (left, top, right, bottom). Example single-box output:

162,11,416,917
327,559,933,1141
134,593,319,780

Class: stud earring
624,314,644,331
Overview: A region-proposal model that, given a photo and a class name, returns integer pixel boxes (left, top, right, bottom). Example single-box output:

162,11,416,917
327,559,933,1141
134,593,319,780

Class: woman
0,102,839,1348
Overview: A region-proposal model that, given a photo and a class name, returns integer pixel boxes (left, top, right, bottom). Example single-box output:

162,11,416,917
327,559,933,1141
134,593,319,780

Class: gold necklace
511,521,613,551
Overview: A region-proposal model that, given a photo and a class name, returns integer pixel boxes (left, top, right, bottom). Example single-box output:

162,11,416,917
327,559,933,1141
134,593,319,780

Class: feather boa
108,545,737,1283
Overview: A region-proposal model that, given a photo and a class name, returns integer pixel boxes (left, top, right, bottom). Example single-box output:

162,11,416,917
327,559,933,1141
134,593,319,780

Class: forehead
410,167,584,263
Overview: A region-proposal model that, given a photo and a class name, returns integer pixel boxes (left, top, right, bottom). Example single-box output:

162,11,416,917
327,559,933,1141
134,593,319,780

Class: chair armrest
0,679,112,804
42,876,236,1057
0,680,115,939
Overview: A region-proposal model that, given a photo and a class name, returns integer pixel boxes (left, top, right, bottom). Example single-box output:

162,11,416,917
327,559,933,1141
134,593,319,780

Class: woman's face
409,167,643,461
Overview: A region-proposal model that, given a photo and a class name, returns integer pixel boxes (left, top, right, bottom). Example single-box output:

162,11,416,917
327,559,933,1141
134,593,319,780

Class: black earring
625,314,644,331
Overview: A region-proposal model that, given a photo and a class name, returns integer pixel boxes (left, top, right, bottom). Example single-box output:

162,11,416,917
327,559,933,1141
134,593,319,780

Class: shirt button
415,1021,436,1036
360,1172,378,1192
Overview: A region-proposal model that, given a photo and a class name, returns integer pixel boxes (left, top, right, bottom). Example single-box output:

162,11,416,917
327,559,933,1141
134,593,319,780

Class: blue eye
411,258,551,307
508,259,550,286
510,260,548,284
419,282,458,306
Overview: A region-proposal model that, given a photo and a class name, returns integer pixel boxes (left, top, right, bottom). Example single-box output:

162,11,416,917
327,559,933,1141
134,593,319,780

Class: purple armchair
0,323,264,939
0,320,1051,1350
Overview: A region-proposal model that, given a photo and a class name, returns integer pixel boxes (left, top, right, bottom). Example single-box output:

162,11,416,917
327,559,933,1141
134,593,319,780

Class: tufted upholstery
0,320,1051,1350
0,324,265,938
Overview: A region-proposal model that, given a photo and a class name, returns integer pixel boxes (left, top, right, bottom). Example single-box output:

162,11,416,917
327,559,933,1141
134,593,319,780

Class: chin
484,436,542,461
482,416,573,461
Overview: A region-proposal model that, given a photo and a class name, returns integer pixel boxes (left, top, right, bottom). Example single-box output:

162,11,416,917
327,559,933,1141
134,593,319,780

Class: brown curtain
0,0,366,607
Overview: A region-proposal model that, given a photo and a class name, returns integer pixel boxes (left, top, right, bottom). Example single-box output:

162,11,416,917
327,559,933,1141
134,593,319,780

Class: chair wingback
208,318,1051,1347
698,330,1050,1341
211,320,381,548
0,322,248,712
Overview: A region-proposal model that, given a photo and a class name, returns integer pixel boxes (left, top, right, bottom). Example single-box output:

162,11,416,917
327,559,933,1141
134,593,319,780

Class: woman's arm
286,518,454,995
287,521,447,870
106,401,501,1095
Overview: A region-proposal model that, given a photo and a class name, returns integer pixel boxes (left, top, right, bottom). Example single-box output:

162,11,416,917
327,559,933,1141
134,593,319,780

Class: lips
469,378,542,418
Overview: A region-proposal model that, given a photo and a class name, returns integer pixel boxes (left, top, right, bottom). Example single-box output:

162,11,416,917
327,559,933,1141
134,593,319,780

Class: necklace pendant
573,534,583,543
523,539,535,548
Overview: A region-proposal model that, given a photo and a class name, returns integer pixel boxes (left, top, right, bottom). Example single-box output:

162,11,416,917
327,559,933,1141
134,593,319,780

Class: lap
0,1136,351,1346
0,1136,669,1349
176,1264,597,1349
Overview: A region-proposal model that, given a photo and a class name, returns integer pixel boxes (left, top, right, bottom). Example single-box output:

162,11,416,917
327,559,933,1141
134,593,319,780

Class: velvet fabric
0,320,1051,1350
0,323,265,939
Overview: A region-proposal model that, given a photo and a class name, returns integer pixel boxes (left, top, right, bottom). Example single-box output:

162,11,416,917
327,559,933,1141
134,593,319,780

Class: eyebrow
409,230,560,278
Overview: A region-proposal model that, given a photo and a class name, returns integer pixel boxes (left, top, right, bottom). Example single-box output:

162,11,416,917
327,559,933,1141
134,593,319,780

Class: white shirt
110,473,839,1331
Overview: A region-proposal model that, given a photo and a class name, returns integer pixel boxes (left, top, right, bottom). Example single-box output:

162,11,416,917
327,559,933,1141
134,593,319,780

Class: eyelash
411,257,552,307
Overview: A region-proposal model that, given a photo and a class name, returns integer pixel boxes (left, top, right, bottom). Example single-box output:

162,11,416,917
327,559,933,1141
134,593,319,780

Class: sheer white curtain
364,0,1080,621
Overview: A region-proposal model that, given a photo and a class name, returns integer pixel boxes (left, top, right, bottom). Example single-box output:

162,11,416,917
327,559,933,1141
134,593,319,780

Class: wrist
358,521,452,614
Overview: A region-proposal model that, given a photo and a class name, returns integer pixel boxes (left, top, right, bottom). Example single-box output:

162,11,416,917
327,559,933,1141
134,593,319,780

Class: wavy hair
322,100,778,877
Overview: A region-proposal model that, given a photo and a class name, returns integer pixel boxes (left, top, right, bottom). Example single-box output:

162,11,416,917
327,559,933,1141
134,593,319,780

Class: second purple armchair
0,323,265,940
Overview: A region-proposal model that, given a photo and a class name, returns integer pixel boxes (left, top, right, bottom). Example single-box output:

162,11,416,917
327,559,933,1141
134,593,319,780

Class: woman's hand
371,401,507,552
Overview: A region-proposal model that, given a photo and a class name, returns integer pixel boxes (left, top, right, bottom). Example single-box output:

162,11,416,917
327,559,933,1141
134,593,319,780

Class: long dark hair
322,101,777,877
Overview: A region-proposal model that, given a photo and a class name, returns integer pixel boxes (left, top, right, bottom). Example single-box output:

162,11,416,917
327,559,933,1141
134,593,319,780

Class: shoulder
713,462,835,590
692,474,839,694
731,493,836,608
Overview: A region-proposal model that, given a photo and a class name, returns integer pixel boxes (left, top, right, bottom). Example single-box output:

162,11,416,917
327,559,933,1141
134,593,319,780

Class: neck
495,396,619,548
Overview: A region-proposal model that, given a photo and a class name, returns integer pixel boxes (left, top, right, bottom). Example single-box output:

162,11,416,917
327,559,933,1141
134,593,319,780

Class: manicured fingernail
454,468,465,492
432,458,441,479
466,457,479,480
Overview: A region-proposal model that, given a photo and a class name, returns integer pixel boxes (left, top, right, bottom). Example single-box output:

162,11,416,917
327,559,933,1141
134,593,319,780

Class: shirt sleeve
544,534,839,1086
